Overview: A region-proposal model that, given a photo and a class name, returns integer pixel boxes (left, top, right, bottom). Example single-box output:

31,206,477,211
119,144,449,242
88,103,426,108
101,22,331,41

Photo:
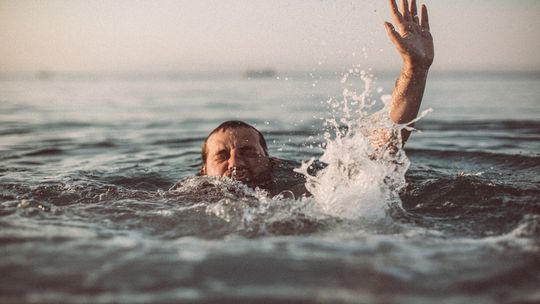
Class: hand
385,0,434,70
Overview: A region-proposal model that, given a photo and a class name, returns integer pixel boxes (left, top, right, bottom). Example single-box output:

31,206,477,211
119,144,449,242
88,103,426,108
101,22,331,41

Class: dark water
1,71,539,303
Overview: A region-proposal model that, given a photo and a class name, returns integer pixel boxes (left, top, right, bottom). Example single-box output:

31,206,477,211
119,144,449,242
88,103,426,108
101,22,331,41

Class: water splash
296,68,412,220
169,68,422,226
170,176,324,236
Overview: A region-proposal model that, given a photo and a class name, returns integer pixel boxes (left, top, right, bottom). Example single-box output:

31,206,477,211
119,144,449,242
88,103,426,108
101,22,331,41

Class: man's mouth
226,168,251,182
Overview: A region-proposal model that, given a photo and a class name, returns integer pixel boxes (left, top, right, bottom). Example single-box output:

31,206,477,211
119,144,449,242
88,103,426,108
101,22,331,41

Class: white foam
296,69,410,220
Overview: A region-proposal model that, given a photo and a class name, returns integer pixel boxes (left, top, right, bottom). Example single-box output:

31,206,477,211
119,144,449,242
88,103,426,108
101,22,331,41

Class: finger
384,22,404,47
401,0,410,21
410,0,418,24
421,4,430,31
389,0,403,24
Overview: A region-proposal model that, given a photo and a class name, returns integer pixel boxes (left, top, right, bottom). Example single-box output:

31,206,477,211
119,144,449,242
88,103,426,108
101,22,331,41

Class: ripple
25,148,64,157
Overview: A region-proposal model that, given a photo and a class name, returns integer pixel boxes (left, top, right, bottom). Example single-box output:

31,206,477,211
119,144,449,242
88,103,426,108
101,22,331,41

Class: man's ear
199,166,206,176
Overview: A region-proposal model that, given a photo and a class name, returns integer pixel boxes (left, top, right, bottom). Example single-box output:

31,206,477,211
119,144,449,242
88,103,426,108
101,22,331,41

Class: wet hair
201,120,268,167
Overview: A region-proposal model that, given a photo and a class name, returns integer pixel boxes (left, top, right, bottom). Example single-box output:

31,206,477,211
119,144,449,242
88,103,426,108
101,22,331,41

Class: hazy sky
1,0,539,72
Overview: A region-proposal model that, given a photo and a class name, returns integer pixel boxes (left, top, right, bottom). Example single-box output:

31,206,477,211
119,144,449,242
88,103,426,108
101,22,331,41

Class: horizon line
2,67,540,76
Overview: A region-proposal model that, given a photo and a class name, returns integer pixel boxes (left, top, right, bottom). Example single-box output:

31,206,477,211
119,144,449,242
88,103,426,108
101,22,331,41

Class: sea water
1,70,539,303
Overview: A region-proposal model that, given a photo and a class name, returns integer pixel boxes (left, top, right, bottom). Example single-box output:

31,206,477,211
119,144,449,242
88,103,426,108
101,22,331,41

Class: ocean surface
1,70,539,304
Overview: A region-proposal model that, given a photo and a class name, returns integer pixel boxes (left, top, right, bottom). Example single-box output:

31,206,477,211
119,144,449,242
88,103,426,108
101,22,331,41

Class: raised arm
384,0,434,144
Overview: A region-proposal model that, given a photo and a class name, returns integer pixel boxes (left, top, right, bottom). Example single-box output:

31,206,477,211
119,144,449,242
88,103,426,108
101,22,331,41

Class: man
199,0,433,197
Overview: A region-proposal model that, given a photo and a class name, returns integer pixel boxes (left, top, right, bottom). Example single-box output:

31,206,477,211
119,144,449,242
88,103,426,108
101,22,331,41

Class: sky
1,0,539,73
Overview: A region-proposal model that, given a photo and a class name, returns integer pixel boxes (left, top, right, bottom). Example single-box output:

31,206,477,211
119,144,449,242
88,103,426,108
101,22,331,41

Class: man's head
200,121,272,185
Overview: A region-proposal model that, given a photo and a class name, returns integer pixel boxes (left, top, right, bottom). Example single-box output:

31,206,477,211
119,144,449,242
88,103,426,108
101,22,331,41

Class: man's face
202,127,272,185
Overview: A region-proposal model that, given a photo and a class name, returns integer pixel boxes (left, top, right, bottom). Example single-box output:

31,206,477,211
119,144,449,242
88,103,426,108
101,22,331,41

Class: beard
224,165,272,187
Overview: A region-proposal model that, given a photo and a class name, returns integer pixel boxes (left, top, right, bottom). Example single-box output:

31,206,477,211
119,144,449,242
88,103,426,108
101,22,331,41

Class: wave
24,148,65,157
407,148,540,167
415,119,540,133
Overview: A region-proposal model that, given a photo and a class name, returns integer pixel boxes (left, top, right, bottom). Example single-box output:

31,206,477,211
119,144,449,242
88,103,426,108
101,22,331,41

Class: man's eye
244,150,259,157
216,153,228,161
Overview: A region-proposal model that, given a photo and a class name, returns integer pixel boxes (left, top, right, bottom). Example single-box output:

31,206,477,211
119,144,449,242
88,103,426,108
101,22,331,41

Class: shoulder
265,158,313,198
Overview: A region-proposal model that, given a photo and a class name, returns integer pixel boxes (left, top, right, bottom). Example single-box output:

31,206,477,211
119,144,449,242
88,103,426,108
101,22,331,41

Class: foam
296,69,411,219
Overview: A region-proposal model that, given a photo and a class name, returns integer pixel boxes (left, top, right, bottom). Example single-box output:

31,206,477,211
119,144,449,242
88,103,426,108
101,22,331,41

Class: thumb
384,22,403,46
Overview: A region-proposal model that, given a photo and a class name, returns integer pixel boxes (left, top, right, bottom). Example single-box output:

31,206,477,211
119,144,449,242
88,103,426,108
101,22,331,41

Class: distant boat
244,69,277,79
36,70,52,80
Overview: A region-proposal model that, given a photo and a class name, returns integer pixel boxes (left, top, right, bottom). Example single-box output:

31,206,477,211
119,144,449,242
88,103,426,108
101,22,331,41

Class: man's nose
228,150,245,169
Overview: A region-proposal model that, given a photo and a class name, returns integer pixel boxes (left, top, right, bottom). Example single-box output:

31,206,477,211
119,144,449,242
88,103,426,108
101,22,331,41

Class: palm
385,0,434,69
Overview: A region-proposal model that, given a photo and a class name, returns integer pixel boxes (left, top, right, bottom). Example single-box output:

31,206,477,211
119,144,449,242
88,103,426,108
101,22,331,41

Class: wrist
402,62,430,78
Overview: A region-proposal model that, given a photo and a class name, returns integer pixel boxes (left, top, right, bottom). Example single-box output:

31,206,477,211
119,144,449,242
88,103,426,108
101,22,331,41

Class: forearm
390,63,429,143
